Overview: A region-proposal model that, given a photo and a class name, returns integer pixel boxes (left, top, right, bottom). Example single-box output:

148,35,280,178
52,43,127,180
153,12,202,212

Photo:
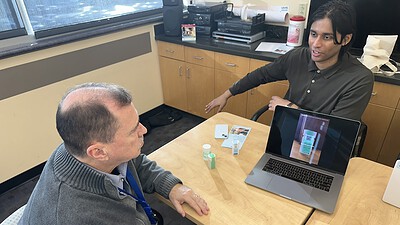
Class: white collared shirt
94,162,128,190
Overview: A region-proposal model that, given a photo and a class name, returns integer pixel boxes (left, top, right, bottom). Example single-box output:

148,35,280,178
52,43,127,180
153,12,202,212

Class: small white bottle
232,139,240,155
287,15,306,47
202,144,211,160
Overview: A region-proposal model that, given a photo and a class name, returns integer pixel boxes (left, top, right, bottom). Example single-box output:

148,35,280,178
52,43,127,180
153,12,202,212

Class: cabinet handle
193,56,204,60
166,49,175,53
371,91,377,96
225,62,237,67
186,68,190,78
178,66,183,76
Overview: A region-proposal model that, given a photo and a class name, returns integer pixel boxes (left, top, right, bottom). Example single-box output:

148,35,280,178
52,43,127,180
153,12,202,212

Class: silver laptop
245,105,360,214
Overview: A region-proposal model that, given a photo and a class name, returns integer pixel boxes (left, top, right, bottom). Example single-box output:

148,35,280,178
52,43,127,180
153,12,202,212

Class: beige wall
0,24,163,183
1,0,312,184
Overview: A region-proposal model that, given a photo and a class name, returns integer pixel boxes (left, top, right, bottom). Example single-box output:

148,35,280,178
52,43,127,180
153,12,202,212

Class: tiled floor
0,107,205,224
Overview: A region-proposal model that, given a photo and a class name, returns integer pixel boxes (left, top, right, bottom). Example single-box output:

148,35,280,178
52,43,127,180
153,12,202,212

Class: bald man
19,83,209,225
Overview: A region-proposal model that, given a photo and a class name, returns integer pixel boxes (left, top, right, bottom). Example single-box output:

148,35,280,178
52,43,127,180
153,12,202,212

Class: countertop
155,30,400,86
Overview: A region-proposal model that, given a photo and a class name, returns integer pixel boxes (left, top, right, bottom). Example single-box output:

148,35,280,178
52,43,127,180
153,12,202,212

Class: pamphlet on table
221,125,251,150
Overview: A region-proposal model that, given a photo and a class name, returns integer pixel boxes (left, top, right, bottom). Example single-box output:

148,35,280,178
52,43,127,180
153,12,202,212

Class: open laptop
245,105,360,214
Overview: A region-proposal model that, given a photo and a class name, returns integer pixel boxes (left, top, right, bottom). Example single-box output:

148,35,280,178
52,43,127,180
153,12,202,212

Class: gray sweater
19,144,182,225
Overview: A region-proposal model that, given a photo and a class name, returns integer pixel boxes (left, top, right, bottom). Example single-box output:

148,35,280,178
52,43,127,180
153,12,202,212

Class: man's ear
342,34,353,46
87,143,109,161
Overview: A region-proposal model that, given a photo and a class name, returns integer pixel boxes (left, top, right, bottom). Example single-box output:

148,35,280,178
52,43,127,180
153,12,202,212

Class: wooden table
306,157,400,225
148,112,313,225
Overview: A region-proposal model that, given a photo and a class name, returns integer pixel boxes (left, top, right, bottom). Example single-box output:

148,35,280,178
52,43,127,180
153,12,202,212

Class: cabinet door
369,82,400,108
377,109,400,166
159,57,188,111
361,103,395,161
186,63,215,118
215,69,247,117
215,52,249,74
246,83,288,125
185,47,214,68
157,41,184,61
361,82,400,163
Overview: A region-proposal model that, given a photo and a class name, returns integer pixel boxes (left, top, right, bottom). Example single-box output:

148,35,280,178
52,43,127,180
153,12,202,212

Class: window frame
0,0,27,40
0,1,165,59
34,8,162,39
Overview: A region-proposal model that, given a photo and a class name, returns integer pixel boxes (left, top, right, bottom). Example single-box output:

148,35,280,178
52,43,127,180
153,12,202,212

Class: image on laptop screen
289,114,330,165
266,107,359,174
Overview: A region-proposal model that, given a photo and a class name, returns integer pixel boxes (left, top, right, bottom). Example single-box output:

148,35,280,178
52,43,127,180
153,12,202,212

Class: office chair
250,105,270,122
0,204,26,225
352,122,367,157
153,208,164,225
250,105,368,158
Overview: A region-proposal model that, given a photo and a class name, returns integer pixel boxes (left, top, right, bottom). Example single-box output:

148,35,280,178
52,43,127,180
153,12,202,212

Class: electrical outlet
298,3,308,17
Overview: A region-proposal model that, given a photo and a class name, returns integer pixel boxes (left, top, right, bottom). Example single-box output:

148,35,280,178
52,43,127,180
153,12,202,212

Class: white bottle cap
203,144,211,150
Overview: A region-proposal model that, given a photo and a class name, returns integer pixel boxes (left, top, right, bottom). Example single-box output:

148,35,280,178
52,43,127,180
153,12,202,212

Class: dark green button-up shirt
229,47,374,120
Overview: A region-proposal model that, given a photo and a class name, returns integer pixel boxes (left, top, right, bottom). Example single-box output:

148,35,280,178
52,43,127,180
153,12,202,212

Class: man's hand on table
169,184,210,217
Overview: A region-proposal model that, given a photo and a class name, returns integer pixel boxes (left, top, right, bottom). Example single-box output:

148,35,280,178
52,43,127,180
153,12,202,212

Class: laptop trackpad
268,176,312,202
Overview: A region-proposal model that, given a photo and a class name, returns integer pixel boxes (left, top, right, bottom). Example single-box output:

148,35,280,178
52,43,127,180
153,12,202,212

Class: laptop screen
266,106,360,174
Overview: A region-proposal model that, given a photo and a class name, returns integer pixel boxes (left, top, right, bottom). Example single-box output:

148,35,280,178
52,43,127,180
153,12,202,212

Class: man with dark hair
206,0,373,121
19,83,209,225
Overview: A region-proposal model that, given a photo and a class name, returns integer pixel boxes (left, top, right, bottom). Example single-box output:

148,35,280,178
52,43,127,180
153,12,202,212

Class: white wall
197,0,311,24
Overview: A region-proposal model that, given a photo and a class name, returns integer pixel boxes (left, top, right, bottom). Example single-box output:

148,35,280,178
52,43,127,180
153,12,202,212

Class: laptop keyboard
262,158,334,192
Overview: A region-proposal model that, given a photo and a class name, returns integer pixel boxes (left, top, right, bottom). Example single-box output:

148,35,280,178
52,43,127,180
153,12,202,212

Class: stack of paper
255,42,294,54
221,125,251,151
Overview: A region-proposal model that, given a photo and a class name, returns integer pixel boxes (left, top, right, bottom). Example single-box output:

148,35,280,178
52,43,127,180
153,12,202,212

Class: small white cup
202,144,211,160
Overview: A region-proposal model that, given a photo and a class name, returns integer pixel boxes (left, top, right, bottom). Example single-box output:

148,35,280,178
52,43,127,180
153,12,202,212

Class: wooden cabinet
361,82,400,166
214,52,249,117
157,42,289,123
377,109,400,166
361,104,395,161
185,47,214,67
158,42,215,118
159,57,187,110
368,82,400,107
184,47,215,118
158,41,184,61
185,62,215,118
373,82,400,166
246,59,289,125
